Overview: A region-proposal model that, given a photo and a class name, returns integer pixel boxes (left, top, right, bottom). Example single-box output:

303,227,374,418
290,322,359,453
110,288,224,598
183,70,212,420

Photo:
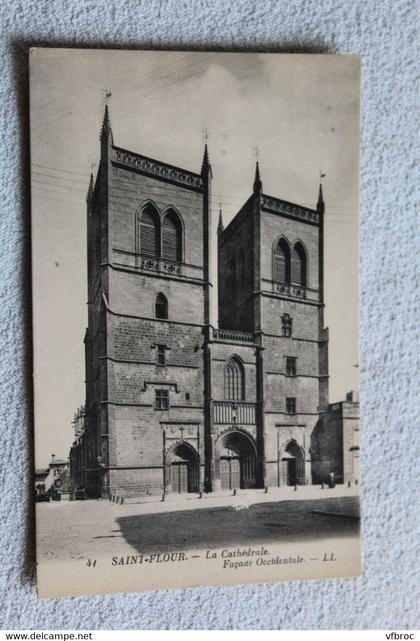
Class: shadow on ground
116,496,360,554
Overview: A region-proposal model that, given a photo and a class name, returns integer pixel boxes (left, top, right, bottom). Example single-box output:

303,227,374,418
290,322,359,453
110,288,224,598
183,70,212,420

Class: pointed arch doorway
166,442,199,494
280,440,305,486
214,430,257,490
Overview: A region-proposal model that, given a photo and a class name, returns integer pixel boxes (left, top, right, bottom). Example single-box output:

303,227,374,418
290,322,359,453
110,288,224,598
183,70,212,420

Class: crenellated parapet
262,194,319,226
111,145,204,191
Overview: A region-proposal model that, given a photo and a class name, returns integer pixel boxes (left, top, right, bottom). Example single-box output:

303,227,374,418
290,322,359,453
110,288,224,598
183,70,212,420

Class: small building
48,456,69,483
311,391,360,484
35,456,70,496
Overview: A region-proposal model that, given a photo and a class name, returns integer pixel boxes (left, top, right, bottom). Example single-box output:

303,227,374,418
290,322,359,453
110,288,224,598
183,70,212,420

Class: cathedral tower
84,109,212,497
217,162,329,487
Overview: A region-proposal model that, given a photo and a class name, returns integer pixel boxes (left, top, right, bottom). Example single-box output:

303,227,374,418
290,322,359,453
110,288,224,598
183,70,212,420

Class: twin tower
75,107,330,498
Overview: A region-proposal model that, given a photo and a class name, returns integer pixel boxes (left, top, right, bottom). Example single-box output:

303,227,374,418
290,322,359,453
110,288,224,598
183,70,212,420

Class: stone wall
260,209,319,290
210,340,256,402
218,197,254,331
109,162,204,267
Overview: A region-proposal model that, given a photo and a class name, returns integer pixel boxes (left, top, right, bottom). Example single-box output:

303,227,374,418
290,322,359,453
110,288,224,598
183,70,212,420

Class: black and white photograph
30,49,361,598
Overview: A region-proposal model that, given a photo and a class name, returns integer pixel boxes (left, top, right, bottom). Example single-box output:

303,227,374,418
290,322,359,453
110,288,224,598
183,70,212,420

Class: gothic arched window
291,242,307,286
140,204,160,258
162,209,182,262
274,238,290,283
224,357,245,401
155,293,168,319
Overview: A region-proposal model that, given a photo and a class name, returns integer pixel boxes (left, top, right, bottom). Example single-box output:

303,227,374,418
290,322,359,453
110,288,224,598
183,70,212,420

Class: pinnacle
217,208,224,236
201,143,209,174
253,161,262,193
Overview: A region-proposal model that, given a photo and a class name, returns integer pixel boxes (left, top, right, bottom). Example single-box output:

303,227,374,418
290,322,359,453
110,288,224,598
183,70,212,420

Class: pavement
36,487,360,564
111,484,360,516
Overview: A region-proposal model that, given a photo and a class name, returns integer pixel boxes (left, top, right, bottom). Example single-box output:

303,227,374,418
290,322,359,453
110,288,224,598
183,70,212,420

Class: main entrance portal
215,430,257,490
220,456,241,490
171,462,189,493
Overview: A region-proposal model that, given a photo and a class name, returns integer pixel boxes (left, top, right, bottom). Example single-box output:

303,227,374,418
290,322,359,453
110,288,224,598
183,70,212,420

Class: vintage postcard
30,49,361,598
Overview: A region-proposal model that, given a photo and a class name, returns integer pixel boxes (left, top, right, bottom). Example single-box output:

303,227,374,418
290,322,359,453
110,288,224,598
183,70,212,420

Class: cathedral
70,107,359,499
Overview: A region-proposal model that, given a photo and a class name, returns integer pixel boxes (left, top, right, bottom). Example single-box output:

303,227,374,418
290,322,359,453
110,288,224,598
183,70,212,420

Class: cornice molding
111,146,204,191
262,194,319,225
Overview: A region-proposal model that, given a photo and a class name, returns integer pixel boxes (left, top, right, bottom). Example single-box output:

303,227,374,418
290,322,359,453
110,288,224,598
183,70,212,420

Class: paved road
37,495,360,563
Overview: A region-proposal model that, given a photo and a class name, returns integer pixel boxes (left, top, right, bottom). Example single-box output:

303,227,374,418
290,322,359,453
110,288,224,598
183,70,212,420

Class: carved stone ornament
113,147,203,190
262,196,319,225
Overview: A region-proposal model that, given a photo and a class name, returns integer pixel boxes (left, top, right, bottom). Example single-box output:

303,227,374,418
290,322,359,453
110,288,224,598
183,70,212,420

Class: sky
30,50,360,467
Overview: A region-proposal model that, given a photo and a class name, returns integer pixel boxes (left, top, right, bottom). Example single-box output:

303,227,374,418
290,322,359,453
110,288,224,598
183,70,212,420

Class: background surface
0,0,418,630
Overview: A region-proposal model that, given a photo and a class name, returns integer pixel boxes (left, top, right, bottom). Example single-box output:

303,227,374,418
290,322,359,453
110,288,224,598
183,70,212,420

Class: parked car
35,491,50,502
48,487,61,501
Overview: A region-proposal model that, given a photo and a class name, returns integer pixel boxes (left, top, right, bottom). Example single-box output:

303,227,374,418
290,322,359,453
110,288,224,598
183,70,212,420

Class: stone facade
70,109,359,498
311,391,360,484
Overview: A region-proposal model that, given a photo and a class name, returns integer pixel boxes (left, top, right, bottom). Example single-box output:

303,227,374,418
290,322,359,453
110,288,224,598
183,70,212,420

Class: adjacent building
35,455,69,495
311,391,360,485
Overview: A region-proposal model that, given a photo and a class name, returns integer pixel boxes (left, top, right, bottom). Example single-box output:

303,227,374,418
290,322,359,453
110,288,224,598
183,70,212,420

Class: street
36,492,360,563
